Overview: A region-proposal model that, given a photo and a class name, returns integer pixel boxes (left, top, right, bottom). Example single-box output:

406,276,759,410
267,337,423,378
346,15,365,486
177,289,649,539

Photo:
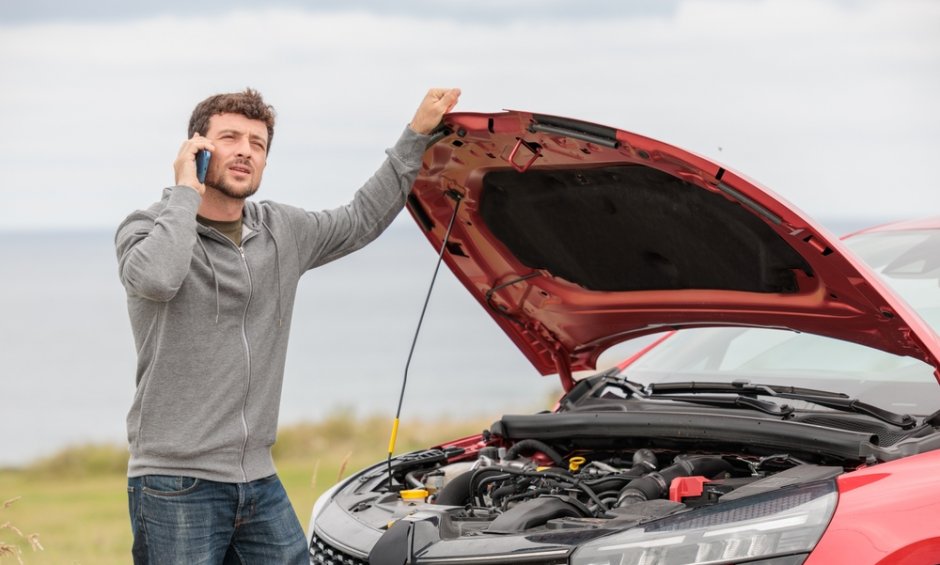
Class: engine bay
338,431,848,540
329,376,940,542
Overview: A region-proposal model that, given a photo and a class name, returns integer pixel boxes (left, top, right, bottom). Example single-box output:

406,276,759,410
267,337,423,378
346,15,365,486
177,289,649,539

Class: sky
1,0,938,232
1,0,939,465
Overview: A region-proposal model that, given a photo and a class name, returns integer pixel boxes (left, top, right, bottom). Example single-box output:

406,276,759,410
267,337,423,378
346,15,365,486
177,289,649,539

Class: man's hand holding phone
174,133,215,195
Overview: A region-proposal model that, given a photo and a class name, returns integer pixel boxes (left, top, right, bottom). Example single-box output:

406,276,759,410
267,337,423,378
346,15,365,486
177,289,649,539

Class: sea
0,218,874,466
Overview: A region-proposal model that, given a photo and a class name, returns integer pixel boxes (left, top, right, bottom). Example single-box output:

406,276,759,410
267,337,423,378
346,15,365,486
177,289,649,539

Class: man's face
203,113,269,200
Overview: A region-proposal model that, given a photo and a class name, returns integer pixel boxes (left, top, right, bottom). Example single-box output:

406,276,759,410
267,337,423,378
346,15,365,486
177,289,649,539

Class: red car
308,112,940,565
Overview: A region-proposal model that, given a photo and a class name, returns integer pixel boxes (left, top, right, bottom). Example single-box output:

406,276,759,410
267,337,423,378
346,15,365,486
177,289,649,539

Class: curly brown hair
188,88,277,151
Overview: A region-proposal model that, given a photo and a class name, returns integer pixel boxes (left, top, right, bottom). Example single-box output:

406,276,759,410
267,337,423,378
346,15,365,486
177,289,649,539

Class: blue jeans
127,474,307,564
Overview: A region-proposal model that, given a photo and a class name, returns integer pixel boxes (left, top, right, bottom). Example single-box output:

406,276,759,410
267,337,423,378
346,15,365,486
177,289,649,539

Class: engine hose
504,439,566,467
404,471,424,489
579,451,658,495
434,470,474,506
469,469,518,506
583,476,634,496
435,468,499,506
489,484,519,504
473,473,514,504
616,456,732,507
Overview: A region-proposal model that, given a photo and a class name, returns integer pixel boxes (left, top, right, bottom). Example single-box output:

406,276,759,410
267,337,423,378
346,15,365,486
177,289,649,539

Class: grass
0,411,499,564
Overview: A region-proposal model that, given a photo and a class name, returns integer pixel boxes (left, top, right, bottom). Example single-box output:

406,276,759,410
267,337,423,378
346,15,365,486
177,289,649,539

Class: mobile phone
196,150,211,184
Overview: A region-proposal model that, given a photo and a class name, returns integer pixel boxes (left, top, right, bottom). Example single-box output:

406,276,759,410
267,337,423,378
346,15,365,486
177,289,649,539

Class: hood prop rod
387,190,463,487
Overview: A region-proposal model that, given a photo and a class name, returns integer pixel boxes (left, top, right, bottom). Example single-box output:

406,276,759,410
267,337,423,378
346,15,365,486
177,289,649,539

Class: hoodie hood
407,111,940,384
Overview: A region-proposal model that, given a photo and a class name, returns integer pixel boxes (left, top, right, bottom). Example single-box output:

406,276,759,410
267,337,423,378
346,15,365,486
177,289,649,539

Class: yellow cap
568,456,587,472
400,489,429,501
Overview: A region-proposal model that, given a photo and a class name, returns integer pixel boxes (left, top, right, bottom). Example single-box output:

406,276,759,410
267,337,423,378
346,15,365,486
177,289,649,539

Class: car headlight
570,480,836,565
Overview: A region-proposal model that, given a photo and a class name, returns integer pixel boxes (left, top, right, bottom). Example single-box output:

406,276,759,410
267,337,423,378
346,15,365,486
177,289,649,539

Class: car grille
309,534,367,565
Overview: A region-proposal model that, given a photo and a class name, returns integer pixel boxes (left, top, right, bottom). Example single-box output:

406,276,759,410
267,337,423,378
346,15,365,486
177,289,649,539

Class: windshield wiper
645,380,917,429
665,394,795,417
594,376,793,417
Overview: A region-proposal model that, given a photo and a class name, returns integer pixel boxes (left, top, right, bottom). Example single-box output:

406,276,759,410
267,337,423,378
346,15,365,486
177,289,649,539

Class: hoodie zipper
237,244,253,483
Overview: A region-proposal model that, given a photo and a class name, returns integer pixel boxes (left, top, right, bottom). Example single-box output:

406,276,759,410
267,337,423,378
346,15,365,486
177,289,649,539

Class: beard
205,166,260,200
207,178,260,200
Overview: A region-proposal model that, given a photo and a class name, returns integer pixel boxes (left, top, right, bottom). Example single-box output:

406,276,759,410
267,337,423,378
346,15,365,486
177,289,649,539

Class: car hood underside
408,111,940,384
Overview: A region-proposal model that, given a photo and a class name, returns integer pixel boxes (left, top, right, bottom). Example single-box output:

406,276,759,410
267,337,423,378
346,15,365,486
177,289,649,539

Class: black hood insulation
480,165,812,293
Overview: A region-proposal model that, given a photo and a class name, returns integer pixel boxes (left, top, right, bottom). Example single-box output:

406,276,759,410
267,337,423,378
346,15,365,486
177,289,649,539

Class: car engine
337,429,846,539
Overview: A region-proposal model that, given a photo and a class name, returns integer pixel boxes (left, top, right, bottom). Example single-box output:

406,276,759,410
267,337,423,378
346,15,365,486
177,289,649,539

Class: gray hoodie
115,127,429,482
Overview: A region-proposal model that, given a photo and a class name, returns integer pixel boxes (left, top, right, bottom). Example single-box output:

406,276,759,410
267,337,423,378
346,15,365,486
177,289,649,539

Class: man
115,87,460,564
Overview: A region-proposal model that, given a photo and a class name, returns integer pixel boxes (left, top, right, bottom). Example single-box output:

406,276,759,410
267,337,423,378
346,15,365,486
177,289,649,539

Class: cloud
0,0,680,25
0,0,938,230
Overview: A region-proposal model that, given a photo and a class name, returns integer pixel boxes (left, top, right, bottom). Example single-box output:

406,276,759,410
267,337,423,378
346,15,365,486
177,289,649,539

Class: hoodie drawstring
197,237,221,324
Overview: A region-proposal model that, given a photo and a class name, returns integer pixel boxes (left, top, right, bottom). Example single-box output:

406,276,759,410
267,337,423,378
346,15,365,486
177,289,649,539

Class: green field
0,412,496,565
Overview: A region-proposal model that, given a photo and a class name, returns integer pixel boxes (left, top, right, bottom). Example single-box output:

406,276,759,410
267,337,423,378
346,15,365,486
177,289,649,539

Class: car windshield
620,228,940,416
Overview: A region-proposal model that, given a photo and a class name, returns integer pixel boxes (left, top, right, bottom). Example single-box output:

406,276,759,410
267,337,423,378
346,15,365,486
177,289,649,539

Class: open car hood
408,111,940,387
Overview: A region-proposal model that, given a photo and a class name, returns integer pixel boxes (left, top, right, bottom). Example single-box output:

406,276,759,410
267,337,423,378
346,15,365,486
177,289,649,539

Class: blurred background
2,0,939,467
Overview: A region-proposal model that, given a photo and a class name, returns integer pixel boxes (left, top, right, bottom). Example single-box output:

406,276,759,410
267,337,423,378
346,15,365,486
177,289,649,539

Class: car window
629,327,931,378
845,229,940,334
